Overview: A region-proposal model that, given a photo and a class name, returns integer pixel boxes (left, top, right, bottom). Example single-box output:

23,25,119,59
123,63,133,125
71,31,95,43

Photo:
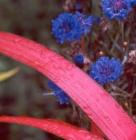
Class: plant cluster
48,0,136,119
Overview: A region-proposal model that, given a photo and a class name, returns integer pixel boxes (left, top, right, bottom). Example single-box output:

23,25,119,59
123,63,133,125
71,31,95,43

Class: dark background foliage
0,0,74,139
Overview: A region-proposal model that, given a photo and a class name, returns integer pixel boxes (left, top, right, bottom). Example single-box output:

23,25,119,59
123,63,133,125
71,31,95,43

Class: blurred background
0,0,76,139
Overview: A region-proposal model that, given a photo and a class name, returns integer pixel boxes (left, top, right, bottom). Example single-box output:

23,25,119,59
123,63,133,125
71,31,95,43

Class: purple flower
101,0,132,20
73,54,84,65
52,12,84,44
75,12,100,34
48,80,70,104
52,12,99,44
90,56,123,85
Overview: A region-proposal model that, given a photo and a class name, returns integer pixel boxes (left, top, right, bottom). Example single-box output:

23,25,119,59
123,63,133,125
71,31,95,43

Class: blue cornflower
75,12,100,34
48,80,70,104
52,12,99,44
73,54,84,65
101,0,132,20
90,56,123,85
52,12,84,44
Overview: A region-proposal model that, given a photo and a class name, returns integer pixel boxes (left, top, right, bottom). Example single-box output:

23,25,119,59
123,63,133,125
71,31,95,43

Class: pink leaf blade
0,32,136,140
0,116,103,140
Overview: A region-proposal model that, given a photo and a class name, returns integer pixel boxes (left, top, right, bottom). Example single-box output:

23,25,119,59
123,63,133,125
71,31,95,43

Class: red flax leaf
0,116,102,140
0,32,136,140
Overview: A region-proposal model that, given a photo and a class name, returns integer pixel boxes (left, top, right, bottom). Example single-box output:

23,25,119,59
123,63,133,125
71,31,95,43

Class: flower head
48,80,70,104
52,12,84,44
73,54,84,65
101,0,132,20
52,12,99,44
90,56,123,85
75,12,100,34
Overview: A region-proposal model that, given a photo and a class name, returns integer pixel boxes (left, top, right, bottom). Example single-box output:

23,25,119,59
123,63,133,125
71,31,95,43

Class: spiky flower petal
90,56,123,85
48,80,70,104
75,12,100,34
101,0,132,20
52,12,99,44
